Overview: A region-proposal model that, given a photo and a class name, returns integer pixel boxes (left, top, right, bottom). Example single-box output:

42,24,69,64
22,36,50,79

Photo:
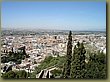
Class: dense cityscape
1,1,106,79
1,29,106,78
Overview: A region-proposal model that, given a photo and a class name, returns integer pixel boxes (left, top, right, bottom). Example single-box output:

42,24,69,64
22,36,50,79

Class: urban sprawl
1,30,106,78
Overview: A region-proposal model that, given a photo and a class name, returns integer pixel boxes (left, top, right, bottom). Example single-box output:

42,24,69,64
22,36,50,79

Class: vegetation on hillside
1,48,29,64
2,70,28,79
30,56,66,78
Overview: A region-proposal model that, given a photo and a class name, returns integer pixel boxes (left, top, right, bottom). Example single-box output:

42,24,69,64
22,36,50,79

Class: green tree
16,70,28,78
85,52,106,79
31,56,65,78
2,70,28,79
50,69,62,78
63,31,72,78
1,50,26,64
2,70,16,79
23,46,26,55
70,42,86,79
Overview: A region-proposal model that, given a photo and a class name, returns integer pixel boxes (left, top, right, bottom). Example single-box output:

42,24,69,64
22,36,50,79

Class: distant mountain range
2,27,106,32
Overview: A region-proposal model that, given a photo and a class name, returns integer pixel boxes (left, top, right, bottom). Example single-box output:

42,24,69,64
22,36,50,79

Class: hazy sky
2,1,106,31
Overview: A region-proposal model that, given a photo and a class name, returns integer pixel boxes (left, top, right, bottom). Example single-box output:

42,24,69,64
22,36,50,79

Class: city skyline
2,1,106,31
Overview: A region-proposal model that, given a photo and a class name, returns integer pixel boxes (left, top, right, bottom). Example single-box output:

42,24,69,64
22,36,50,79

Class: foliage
15,70,28,78
2,70,28,79
2,70,15,79
50,69,62,78
63,31,72,78
70,42,86,79
1,51,26,64
85,52,106,79
30,56,66,78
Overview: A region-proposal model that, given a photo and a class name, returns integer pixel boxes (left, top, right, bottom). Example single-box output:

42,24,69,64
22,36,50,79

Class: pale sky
2,1,106,31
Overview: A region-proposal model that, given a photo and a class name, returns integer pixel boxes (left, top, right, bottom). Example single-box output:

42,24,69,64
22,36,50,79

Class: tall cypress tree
63,31,72,78
70,42,86,79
